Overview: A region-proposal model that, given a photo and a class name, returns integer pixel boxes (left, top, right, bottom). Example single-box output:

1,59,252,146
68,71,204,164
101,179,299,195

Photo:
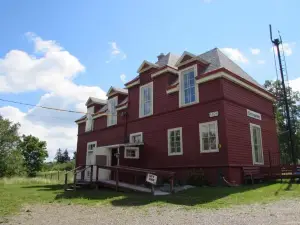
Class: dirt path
3,200,300,225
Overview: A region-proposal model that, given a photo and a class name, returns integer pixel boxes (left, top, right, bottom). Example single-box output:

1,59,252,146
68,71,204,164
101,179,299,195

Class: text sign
146,173,157,185
247,109,261,120
209,111,219,118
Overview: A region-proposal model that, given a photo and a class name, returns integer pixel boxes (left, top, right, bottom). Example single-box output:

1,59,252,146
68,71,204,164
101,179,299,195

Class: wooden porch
64,165,176,195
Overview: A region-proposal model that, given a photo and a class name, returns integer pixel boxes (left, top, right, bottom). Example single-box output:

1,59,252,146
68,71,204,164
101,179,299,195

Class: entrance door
84,151,93,181
93,147,111,180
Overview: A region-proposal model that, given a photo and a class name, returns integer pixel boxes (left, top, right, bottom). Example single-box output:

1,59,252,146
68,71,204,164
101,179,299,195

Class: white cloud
120,74,126,83
290,77,300,93
0,32,107,160
257,60,266,64
250,48,261,55
105,41,127,63
220,48,249,64
271,42,295,56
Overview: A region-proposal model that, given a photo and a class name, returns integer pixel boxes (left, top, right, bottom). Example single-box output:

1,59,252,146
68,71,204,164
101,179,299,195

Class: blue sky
0,0,299,159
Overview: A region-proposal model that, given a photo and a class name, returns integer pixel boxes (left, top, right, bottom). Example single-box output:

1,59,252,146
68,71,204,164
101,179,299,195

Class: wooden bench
243,167,264,184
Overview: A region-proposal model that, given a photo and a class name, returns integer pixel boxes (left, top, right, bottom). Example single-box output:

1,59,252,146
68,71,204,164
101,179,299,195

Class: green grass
1,178,300,217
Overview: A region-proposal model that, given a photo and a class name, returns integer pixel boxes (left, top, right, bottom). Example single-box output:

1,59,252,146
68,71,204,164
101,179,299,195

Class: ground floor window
167,127,183,156
199,121,219,153
124,147,139,159
87,141,97,151
250,123,264,164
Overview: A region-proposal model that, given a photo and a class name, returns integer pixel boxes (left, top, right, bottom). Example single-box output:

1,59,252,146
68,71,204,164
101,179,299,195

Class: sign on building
247,109,262,120
146,173,157,185
209,111,219,118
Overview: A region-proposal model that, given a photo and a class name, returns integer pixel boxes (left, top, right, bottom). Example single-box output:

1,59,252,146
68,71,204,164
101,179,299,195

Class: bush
43,161,75,172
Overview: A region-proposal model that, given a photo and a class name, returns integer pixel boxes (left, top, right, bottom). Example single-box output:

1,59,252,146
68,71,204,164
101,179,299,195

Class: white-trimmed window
130,132,143,144
85,106,94,132
139,82,153,118
87,141,97,152
107,96,118,126
250,123,264,165
199,121,219,153
179,65,198,107
167,127,183,156
124,147,139,159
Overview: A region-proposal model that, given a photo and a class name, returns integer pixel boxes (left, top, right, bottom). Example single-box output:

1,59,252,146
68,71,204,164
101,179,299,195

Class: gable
137,60,159,73
175,51,197,67
181,54,193,63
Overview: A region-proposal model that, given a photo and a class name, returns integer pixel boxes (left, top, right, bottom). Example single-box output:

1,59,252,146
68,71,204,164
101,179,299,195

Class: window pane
201,125,208,137
203,138,209,150
176,146,181,153
209,124,216,137
209,137,216,149
190,88,195,102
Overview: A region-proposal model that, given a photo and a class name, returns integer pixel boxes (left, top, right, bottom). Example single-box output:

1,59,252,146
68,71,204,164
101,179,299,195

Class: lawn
1,177,300,217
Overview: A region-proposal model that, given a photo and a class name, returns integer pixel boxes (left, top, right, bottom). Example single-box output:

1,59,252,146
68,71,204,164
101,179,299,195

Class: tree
62,149,70,162
0,115,21,177
264,80,300,163
19,135,48,177
55,148,63,163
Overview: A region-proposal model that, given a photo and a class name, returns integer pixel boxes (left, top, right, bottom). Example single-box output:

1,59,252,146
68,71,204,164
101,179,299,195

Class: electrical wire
0,98,87,114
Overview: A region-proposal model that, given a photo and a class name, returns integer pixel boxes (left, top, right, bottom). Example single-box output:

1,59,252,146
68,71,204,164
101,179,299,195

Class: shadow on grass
22,182,279,207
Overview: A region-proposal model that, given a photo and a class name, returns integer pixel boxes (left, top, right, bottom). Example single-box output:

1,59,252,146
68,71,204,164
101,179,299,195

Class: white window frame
85,106,94,132
129,132,143,143
167,127,183,156
179,64,199,107
250,123,264,165
107,96,118,127
87,141,97,152
139,82,153,118
124,147,139,159
199,121,219,153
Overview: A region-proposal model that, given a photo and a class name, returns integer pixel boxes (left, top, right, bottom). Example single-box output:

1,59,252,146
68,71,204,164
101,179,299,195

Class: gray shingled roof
198,48,263,88
155,53,180,68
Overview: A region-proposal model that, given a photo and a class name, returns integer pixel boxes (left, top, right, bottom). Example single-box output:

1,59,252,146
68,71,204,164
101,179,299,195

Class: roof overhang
85,97,106,107
151,66,178,79
100,142,144,148
107,87,128,97
137,60,159,73
125,79,140,89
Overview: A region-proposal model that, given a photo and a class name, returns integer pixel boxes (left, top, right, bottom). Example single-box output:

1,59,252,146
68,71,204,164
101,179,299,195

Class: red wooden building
75,48,280,185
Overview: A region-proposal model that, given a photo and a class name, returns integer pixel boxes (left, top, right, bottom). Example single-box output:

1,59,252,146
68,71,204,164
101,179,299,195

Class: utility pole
269,24,296,165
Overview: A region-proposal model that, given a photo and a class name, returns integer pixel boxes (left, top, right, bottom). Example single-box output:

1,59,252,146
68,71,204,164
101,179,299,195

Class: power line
0,98,87,114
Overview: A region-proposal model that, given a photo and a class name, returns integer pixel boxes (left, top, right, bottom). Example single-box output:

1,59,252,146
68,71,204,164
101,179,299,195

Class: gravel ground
3,200,300,225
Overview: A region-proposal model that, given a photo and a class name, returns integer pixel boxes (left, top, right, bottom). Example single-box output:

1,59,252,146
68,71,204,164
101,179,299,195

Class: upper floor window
130,132,143,144
199,121,219,153
107,96,118,127
85,106,94,132
179,65,198,107
250,123,264,165
167,127,183,156
139,82,153,118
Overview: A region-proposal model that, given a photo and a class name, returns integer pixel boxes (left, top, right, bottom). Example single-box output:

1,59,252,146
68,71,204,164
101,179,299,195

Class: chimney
157,53,165,61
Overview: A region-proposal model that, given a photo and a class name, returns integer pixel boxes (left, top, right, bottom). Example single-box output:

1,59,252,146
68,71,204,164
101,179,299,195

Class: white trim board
139,82,153,118
125,79,140,89
199,120,219,153
249,123,264,165
179,64,199,108
151,67,178,78
167,127,183,156
116,104,128,111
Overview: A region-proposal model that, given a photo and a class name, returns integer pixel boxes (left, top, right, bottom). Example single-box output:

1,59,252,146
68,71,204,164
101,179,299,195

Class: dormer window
179,65,198,107
139,82,153,118
85,106,94,132
107,96,118,126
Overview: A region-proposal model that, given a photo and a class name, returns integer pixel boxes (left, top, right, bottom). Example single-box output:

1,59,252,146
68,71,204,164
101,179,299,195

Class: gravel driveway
3,200,300,225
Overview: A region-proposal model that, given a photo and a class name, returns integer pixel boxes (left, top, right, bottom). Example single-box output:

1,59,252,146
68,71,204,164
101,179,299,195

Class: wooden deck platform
97,179,170,195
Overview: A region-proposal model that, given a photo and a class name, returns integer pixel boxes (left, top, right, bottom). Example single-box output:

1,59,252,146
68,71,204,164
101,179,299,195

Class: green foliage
19,135,48,177
55,148,71,163
62,149,70,162
0,115,21,177
264,80,300,163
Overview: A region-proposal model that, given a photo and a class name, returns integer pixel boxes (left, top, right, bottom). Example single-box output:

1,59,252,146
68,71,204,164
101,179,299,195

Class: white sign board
209,111,219,118
146,173,157,185
247,109,261,120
